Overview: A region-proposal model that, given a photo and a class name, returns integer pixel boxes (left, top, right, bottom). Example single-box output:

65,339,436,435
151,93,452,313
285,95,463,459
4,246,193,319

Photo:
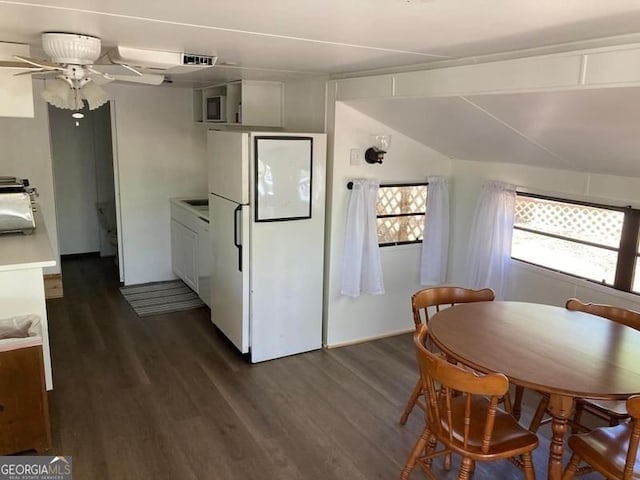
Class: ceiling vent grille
182,54,215,66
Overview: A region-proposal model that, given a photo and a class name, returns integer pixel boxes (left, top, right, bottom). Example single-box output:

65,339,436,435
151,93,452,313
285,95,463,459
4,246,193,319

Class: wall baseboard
43,274,63,299
324,327,415,349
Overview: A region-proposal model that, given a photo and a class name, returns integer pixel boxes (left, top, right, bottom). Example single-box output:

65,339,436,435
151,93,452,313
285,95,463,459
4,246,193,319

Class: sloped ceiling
347,87,640,177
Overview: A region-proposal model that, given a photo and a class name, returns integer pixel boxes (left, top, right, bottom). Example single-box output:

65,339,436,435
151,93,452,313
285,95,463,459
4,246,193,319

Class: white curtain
465,181,516,300
341,179,385,297
420,176,449,285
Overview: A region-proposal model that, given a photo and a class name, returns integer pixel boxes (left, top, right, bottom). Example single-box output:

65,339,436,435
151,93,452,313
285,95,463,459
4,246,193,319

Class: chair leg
400,426,431,480
561,454,581,480
424,433,438,469
529,394,550,432
521,451,535,480
458,457,474,480
512,385,525,420
400,378,423,425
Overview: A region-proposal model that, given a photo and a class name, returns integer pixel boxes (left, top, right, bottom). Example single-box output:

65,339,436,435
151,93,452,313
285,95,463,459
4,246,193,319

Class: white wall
0,80,60,274
282,77,327,133
109,83,207,285
324,100,451,346
448,159,640,311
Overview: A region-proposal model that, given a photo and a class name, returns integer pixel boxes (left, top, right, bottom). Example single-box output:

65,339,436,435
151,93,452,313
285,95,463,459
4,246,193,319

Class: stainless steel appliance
206,95,226,122
0,177,38,234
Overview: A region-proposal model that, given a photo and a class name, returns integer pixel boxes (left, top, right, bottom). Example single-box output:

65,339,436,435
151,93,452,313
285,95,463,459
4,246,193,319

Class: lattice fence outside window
511,194,640,292
515,197,623,248
376,184,427,246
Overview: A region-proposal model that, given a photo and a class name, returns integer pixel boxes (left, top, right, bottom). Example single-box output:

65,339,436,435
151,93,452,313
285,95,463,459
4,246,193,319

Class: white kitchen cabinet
0,42,34,118
0,210,56,390
193,80,283,127
170,198,211,306
170,218,198,292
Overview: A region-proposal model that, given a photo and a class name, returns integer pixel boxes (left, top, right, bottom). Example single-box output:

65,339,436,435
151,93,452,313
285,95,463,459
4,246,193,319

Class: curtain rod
346,181,428,190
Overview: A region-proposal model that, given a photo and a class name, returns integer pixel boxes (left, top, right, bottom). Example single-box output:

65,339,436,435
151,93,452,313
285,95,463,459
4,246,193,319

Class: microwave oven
206,95,226,122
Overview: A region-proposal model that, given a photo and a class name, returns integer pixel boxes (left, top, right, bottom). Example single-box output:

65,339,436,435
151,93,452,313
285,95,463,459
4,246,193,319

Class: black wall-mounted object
364,147,385,164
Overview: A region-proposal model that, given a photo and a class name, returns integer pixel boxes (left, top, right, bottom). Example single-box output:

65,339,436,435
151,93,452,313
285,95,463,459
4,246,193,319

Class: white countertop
0,210,56,272
170,197,209,222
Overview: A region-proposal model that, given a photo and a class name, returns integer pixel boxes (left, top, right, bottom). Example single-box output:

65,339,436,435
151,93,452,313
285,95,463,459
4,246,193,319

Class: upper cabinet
193,80,283,127
0,42,35,118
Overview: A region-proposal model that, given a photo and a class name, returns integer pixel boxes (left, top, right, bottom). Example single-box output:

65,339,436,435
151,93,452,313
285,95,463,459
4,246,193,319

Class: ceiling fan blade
0,60,41,69
13,69,54,76
13,55,62,70
87,65,108,77
107,73,165,85
120,63,143,76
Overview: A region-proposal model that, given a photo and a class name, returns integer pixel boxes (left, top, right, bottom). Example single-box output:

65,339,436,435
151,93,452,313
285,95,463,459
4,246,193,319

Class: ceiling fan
0,32,166,111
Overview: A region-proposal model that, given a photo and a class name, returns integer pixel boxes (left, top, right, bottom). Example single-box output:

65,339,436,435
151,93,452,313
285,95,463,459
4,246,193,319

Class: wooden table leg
546,394,573,480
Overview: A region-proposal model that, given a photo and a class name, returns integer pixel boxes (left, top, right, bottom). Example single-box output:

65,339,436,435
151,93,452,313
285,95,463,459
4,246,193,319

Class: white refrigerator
208,130,326,362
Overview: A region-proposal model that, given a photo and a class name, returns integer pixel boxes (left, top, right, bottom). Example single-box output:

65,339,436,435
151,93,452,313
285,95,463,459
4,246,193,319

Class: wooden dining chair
399,286,496,425
562,395,640,479
529,298,640,434
401,325,538,480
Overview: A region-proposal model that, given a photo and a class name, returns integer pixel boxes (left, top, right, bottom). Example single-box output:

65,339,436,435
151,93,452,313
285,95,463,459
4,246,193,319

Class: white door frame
109,99,125,282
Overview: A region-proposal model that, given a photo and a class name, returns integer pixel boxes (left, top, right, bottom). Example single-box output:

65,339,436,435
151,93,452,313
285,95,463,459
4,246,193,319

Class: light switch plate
350,149,361,166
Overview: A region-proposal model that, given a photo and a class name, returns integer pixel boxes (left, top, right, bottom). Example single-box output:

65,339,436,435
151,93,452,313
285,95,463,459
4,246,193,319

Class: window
376,183,428,246
512,193,640,294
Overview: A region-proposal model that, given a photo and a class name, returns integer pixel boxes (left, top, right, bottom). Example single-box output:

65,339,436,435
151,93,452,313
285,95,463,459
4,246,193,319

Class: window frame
376,181,428,248
512,192,640,294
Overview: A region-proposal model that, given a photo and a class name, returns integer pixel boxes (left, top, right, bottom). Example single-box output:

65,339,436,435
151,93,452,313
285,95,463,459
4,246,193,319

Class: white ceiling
3,0,640,177
3,0,640,84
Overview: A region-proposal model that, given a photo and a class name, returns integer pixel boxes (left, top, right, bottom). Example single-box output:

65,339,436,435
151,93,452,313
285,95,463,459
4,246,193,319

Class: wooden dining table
428,301,640,480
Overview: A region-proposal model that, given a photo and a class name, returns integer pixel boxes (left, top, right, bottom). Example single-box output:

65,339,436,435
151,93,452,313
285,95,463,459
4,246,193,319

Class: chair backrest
411,287,495,328
565,298,640,331
623,396,640,480
414,325,509,454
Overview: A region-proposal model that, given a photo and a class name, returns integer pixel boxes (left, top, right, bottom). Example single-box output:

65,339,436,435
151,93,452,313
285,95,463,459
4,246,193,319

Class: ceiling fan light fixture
41,78,73,109
42,33,101,65
81,80,110,110
41,77,84,110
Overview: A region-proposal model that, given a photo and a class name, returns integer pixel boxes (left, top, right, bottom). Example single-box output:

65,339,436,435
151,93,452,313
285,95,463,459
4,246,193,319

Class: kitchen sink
183,199,208,207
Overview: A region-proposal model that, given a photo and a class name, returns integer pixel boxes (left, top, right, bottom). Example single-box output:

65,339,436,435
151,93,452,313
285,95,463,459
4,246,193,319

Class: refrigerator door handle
233,204,243,272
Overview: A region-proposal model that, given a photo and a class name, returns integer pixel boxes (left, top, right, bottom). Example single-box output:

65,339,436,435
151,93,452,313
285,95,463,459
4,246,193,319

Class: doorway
48,103,119,273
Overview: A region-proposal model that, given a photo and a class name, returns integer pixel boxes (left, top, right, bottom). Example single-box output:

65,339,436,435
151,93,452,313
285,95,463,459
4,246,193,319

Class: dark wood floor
41,256,603,479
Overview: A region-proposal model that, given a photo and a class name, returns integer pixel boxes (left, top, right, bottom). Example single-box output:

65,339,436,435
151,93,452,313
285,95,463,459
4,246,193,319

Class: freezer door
210,193,250,353
208,130,249,204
